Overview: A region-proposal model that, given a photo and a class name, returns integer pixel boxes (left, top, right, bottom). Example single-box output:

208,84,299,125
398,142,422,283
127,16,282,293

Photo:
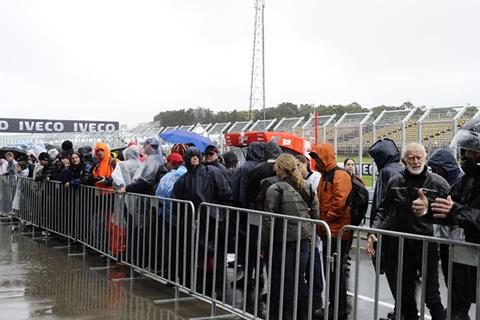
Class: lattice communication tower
248,0,265,121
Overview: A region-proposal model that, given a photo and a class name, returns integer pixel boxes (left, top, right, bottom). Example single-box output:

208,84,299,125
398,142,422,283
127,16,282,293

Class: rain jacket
427,149,463,187
126,150,166,195
427,149,464,240
367,139,403,226
231,142,265,208
311,143,352,240
155,165,187,199
448,175,480,244
247,141,282,207
172,147,232,217
112,145,142,190
92,143,118,189
205,159,229,177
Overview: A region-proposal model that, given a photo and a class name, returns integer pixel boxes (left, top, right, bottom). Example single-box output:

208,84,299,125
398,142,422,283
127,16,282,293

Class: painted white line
347,291,432,320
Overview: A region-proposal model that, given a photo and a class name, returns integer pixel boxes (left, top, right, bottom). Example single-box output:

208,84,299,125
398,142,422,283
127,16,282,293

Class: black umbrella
0,146,28,162
44,144,61,151
110,146,127,161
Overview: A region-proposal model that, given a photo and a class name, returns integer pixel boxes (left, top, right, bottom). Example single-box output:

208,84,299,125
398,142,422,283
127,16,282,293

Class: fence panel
334,225,480,320
193,202,333,320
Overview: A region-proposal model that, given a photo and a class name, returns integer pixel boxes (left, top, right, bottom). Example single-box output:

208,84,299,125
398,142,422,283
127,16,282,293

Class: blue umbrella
159,129,214,152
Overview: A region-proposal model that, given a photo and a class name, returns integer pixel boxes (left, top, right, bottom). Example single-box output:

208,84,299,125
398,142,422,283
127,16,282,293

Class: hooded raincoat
126,145,166,195
92,143,118,189
427,149,464,241
367,138,403,226
247,141,282,207
311,143,352,240
172,147,232,214
231,142,265,209
112,145,142,190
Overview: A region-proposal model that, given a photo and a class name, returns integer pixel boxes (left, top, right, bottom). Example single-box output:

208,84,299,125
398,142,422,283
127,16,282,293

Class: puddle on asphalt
0,224,234,320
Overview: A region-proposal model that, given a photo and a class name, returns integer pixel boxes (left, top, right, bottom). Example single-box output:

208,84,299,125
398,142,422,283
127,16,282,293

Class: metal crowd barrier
3,177,197,292
0,176,340,319
335,225,480,320
116,192,197,294
193,202,333,320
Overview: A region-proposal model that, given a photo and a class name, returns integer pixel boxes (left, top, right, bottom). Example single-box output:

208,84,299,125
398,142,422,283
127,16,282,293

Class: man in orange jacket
309,143,352,320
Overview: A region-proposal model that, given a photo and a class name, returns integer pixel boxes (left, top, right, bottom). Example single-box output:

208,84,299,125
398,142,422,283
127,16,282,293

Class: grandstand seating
1,107,478,154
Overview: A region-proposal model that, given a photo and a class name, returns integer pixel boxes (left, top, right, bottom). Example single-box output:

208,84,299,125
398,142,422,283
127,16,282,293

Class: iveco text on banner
0,118,119,133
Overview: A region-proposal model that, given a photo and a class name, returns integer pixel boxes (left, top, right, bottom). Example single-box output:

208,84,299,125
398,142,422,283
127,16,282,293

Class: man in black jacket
368,143,450,320
432,117,480,320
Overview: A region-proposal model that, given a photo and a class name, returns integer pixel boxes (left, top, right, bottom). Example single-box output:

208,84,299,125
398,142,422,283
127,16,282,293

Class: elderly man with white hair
367,143,450,320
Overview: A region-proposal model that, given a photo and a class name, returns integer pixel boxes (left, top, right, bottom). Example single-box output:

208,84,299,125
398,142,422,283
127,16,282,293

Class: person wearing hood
220,151,239,176
366,138,404,320
172,147,232,290
247,140,282,209
123,136,167,267
204,145,229,177
228,142,265,284
92,143,118,190
78,146,94,165
231,142,265,209
173,146,231,210
125,136,167,195
431,117,480,320
111,145,142,192
309,143,352,320
427,149,464,285
368,138,404,226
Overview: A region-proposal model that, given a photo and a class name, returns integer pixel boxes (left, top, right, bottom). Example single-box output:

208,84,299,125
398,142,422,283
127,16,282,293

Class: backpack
323,166,369,226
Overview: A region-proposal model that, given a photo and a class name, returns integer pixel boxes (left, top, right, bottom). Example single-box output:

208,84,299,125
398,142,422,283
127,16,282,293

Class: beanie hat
38,152,50,161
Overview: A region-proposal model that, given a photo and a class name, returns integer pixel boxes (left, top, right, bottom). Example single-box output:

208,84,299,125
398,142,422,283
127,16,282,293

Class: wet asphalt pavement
0,221,476,320
0,223,234,320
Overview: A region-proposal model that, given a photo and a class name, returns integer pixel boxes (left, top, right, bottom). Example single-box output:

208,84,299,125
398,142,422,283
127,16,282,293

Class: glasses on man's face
205,152,215,157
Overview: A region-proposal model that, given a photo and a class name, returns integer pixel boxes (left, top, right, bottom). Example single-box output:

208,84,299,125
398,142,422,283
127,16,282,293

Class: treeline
153,101,417,126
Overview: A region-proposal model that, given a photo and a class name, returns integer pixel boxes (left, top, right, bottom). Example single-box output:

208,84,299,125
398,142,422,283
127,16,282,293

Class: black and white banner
0,118,119,133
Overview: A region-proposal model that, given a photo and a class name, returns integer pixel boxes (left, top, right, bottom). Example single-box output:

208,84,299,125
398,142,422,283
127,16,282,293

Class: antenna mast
248,0,265,123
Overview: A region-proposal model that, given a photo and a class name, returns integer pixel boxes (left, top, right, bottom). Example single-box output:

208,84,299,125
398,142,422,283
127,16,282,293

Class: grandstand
227,120,252,133
273,117,304,135
1,106,479,161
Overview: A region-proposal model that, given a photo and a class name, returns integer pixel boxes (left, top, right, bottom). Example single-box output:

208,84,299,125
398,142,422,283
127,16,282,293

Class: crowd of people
1,116,480,320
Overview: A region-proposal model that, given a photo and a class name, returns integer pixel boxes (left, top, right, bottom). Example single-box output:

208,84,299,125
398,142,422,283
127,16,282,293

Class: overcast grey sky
1,0,479,126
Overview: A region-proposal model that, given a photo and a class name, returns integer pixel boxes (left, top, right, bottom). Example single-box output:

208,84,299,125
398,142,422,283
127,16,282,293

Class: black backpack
323,166,369,226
